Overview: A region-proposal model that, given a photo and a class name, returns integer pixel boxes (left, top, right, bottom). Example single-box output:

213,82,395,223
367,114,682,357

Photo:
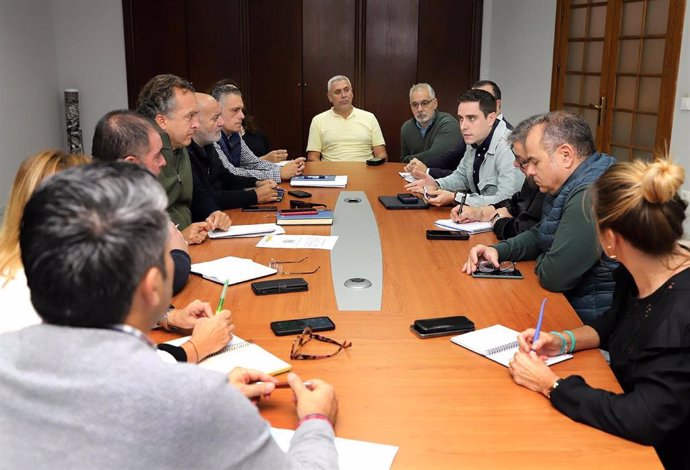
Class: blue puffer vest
538,152,619,324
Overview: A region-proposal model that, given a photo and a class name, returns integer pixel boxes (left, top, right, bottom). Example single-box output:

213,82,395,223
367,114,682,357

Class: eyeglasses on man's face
511,146,530,170
410,98,436,109
290,327,352,360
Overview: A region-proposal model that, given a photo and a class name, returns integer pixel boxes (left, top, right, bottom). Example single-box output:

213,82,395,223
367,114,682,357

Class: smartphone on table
411,315,475,338
270,316,336,336
426,230,470,240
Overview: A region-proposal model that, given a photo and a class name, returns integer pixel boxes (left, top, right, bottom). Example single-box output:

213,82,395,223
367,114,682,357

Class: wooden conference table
156,162,661,469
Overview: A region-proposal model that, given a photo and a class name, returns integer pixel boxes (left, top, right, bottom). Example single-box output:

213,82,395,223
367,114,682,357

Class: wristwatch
546,378,563,399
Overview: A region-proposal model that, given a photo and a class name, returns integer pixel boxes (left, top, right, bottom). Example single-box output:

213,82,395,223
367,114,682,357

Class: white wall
480,0,557,123
670,0,690,237
0,1,63,210
52,0,129,155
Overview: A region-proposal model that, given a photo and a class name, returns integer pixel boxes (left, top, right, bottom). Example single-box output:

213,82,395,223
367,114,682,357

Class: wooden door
246,0,303,157
302,0,356,156
551,0,686,161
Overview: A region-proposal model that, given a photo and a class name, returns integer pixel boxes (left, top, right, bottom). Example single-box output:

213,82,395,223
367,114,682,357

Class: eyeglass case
251,278,309,295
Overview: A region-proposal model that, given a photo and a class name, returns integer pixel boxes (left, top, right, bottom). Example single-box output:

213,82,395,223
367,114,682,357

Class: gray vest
538,152,619,324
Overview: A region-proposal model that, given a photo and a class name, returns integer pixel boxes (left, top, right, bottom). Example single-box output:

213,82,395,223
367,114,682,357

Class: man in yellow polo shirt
306,75,387,162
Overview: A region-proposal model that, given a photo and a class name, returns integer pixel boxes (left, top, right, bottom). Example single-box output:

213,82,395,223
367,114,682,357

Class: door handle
588,96,606,126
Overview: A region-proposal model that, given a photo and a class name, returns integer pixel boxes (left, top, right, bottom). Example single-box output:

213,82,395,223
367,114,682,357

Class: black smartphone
426,230,470,240
366,157,385,166
276,188,285,202
288,190,312,198
242,205,278,212
411,315,475,338
270,316,336,336
471,269,524,279
397,193,419,204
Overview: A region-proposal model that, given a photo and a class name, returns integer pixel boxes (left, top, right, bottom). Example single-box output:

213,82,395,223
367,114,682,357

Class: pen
274,381,313,389
216,279,229,314
532,298,548,346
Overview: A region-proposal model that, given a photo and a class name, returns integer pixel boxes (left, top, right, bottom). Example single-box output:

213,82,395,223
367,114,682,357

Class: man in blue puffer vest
463,111,618,325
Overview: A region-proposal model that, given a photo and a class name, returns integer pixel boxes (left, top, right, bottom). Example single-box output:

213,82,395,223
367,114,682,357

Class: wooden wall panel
363,0,419,162
123,0,188,108
417,0,483,117
246,0,303,157
186,0,243,94
302,0,357,154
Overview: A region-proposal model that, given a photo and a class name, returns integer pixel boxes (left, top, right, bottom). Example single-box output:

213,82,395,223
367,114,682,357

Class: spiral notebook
166,335,291,376
450,324,573,367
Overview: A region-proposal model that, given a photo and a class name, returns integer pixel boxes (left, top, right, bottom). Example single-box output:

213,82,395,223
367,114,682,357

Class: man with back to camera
0,162,338,468
306,75,387,162
136,73,231,244
399,83,461,164
211,84,306,183
404,88,523,209
463,111,618,324
188,93,281,209
405,80,511,179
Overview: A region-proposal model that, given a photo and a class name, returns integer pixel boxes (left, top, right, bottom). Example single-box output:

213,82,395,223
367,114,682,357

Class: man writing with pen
405,89,523,212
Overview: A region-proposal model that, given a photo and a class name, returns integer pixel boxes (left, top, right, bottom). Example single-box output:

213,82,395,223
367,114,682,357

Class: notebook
450,324,573,367
208,223,285,239
435,219,493,234
166,335,291,376
276,210,334,225
290,175,348,188
190,256,277,285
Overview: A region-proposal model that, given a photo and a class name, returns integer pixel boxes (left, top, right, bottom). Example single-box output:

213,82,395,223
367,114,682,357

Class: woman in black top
508,158,690,469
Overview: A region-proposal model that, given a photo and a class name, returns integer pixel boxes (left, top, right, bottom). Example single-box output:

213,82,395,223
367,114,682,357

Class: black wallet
251,278,309,295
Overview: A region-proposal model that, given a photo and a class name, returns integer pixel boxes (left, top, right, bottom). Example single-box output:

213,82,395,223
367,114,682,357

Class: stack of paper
435,219,493,234
270,428,399,470
191,256,277,284
209,223,285,239
290,175,348,188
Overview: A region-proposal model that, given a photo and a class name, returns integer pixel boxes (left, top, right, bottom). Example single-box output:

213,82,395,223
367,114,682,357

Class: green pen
216,279,229,314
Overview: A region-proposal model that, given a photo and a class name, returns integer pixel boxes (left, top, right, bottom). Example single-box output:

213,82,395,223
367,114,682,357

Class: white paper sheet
256,234,338,250
399,171,417,183
190,256,277,284
434,219,493,234
209,223,285,239
270,427,398,470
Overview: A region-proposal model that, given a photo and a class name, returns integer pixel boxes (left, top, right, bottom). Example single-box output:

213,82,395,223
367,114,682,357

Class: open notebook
208,223,285,239
451,324,573,367
435,219,493,234
166,335,291,376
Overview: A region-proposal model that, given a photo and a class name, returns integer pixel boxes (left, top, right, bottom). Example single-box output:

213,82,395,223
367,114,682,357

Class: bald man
187,93,279,209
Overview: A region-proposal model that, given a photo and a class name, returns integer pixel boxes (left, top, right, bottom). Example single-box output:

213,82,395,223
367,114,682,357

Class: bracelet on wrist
546,378,563,399
563,330,576,353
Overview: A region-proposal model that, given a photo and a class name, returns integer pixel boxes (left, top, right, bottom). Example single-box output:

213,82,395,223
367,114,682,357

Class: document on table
208,223,285,239
190,256,277,284
434,219,493,234
256,234,338,250
270,428,398,470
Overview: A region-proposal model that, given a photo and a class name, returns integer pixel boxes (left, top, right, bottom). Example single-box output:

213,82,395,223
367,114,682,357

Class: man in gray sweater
0,163,338,469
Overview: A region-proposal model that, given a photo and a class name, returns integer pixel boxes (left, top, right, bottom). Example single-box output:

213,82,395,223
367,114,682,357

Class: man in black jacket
188,93,278,209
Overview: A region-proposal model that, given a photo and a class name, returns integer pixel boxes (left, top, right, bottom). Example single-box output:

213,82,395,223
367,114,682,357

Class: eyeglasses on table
269,256,321,275
290,327,352,360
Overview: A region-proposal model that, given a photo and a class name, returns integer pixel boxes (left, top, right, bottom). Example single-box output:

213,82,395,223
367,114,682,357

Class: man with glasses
450,115,545,240
405,89,523,208
400,83,461,163
306,75,387,162
0,163,338,468
463,112,618,325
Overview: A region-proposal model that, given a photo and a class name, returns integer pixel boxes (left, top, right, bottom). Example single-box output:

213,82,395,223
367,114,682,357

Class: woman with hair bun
507,158,690,469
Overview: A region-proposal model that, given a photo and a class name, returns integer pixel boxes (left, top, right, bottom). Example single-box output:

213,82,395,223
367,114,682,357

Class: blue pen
532,298,548,347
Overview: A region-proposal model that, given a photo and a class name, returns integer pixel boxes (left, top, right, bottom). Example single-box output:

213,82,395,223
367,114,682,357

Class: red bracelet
298,413,331,427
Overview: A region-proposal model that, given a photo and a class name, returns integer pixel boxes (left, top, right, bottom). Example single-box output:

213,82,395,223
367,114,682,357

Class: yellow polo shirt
306,107,386,162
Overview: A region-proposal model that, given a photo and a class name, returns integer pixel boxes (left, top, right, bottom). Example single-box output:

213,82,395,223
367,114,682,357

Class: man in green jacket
137,74,231,244
400,83,461,164
462,111,617,324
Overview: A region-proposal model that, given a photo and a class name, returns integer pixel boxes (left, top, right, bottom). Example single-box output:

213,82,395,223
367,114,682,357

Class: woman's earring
606,245,617,260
